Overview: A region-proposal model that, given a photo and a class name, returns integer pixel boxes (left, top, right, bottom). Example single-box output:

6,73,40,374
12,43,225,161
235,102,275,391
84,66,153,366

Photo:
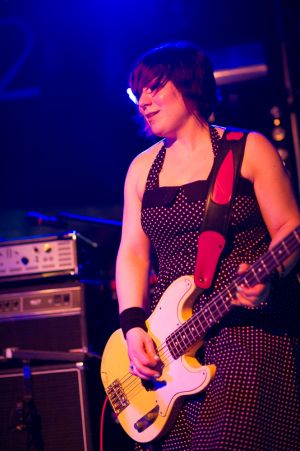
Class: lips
145,111,159,119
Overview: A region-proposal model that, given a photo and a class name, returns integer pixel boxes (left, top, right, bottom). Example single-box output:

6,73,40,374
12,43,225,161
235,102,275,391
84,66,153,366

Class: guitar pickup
134,405,159,432
142,378,167,391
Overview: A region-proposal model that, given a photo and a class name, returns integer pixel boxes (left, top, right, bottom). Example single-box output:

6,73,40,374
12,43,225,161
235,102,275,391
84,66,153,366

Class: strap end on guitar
194,230,225,289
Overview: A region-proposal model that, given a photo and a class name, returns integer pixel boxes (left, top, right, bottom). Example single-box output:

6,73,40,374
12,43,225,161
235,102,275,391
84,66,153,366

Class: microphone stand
5,347,101,450
9,359,44,451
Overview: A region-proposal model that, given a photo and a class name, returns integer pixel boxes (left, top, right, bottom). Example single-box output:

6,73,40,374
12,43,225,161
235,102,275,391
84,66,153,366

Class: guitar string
117,305,205,396
105,331,171,403
114,243,292,403
113,236,298,403
111,126,221,404
119,342,172,388
113,343,174,404
110,230,300,406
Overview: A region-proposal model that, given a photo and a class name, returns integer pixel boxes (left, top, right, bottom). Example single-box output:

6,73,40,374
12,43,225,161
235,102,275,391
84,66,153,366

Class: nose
138,89,152,111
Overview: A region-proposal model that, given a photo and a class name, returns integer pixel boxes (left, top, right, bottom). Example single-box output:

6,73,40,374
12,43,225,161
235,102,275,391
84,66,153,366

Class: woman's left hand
232,263,271,308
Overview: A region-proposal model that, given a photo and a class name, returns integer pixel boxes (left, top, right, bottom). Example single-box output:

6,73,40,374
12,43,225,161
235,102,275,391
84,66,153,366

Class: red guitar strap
194,128,249,289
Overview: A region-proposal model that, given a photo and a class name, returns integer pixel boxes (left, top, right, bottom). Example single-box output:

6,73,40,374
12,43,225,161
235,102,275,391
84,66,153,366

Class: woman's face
138,80,192,138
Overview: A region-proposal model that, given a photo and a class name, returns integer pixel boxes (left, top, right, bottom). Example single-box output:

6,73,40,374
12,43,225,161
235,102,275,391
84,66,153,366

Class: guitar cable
100,396,109,451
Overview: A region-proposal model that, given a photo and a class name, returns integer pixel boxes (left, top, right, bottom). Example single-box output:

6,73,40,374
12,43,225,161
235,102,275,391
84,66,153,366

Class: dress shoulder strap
145,144,166,191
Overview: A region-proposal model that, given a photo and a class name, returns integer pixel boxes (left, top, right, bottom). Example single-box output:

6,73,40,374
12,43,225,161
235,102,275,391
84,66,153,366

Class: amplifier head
0,231,99,284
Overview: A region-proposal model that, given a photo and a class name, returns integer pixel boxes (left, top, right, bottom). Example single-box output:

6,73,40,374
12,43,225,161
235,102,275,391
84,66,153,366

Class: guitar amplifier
0,231,99,284
0,280,119,355
0,362,97,451
0,361,133,451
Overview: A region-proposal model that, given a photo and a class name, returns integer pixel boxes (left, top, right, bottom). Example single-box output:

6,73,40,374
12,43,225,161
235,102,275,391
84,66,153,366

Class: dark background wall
1,0,299,272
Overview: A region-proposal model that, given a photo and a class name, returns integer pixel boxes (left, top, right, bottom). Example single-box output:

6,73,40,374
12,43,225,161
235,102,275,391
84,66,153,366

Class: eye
142,80,163,97
148,80,162,93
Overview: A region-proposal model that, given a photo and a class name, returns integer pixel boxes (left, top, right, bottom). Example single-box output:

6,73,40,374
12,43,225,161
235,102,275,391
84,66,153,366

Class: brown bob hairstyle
129,41,217,123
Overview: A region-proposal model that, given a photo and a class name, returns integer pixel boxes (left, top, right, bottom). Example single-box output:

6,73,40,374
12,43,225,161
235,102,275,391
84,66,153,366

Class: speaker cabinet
0,280,119,356
0,362,100,451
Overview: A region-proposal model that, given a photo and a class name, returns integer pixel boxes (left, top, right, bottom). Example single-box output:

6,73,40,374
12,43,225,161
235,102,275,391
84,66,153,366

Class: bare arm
235,132,300,306
116,157,151,313
116,152,161,379
248,133,300,266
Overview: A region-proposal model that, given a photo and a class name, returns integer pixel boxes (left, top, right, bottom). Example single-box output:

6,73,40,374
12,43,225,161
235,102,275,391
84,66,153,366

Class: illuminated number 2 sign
0,17,40,101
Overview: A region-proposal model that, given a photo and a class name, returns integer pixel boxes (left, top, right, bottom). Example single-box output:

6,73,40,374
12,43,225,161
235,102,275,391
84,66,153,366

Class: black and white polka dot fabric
136,140,300,450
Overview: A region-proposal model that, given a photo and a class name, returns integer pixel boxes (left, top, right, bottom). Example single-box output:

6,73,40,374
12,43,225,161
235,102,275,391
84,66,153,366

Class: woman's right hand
126,327,162,380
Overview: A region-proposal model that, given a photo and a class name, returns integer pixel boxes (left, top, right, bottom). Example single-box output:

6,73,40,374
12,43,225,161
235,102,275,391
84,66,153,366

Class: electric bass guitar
101,225,300,443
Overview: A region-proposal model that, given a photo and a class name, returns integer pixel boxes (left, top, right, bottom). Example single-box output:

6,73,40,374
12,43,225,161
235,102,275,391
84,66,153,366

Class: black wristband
119,307,148,338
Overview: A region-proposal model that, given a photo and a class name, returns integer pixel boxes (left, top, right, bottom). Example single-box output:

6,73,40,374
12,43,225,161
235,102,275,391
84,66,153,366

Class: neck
164,120,211,154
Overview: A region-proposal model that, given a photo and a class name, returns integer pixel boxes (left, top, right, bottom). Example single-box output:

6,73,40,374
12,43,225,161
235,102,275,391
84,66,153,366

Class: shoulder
128,140,164,172
242,131,284,182
246,130,272,147
125,140,164,199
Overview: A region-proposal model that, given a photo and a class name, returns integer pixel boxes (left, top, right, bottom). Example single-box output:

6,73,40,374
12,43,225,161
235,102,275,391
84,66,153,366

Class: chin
149,126,165,137
153,131,165,138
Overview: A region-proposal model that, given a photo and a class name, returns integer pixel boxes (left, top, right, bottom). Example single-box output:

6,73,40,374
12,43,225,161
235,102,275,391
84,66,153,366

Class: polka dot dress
136,136,300,450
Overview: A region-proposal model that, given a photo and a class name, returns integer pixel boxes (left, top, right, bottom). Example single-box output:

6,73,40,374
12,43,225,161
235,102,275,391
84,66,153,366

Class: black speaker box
0,281,134,451
0,362,98,451
0,361,134,451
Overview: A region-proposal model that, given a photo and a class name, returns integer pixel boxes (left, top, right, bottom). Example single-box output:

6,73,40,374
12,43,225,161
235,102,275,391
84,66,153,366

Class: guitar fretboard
166,225,300,360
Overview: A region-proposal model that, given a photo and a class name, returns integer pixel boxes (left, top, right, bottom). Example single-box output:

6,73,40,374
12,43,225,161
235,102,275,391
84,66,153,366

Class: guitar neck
166,225,300,360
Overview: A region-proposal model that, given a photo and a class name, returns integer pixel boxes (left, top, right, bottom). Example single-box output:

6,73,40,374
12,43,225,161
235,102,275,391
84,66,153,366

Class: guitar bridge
107,379,129,414
134,405,159,433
